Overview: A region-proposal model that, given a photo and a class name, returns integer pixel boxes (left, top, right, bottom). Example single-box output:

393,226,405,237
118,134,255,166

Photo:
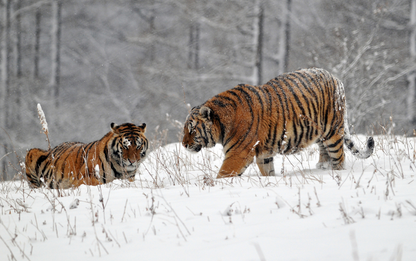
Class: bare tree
12,0,23,124
188,21,200,70
408,0,416,124
14,0,22,78
1,0,11,126
130,0,157,63
50,0,62,107
253,0,264,85
33,7,41,79
1,0,11,175
277,0,291,74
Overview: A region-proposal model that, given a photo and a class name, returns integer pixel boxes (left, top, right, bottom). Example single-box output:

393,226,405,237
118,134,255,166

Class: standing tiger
182,68,374,178
25,123,148,189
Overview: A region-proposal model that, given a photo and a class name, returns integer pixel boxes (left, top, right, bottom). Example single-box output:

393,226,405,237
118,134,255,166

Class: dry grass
0,112,415,260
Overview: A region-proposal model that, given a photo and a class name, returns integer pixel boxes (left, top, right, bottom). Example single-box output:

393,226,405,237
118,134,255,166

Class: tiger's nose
128,158,137,164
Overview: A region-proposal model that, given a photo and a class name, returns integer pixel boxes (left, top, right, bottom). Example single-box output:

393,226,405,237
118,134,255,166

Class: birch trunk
408,0,416,123
252,0,264,86
188,22,200,70
50,0,62,107
1,0,11,174
14,0,22,123
33,7,41,79
14,0,22,78
1,0,11,124
277,0,291,74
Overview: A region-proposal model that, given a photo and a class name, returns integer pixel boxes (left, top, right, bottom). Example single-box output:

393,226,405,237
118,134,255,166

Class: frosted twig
0,235,17,261
37,104,51,150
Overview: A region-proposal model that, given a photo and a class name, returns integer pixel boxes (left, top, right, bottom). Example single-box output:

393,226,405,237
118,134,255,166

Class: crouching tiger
25,123,148,189
182,68,374,178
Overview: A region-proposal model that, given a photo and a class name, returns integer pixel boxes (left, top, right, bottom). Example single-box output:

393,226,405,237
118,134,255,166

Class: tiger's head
110,123,148,176
182,106,217,153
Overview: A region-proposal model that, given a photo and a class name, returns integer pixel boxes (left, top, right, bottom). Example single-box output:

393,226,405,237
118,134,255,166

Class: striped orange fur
182,68,374,178
25,123,148,189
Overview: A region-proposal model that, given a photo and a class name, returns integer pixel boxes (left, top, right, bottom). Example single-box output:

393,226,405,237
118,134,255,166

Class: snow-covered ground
1,135,415,261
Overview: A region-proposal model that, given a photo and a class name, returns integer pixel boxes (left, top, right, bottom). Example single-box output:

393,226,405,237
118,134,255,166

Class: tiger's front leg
256,157,275,176
217,153,254,178
316,141,331,169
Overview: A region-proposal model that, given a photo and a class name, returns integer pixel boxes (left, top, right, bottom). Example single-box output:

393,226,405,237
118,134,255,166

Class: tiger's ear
111,123,118,131
199,106,212,120
139,123,146,133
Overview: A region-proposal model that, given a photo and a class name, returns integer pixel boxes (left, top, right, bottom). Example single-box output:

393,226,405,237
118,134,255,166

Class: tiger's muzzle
183,143,202,153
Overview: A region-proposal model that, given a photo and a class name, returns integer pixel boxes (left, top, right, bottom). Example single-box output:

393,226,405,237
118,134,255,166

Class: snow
94,165,100,180
1,135,415,261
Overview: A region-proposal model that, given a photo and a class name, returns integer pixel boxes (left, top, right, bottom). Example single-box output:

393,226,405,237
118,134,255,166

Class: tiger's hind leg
25,168,43,188
256,157,275,176
25,148,47,188
320,134,345,170
316,141,331,169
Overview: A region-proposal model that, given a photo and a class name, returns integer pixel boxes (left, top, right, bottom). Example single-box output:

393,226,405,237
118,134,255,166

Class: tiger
25,123,148,189
182,68,374,178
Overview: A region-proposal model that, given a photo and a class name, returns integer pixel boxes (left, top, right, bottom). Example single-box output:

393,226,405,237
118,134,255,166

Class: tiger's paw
266,169,276,176
316,161,331,170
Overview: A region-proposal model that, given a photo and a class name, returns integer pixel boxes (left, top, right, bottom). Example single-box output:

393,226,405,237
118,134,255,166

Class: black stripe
269,79,288,151
280,78,298,153
111,162,122,179
305,70,326,128
212,99,227,108
214,94,237,108
285,74,308,116
260,87,275,151
84,142,99,178
328,148,341,154
331,154,343,163
292,72,319,140
326,138,342,148
35,155,48,175
246,85,264,112
283,138,292,154
212,112,226,144
228,89,244,106
225,86,256,154
199,123,209,145
101,161,106,183
222,90,244,148
103,145,110,182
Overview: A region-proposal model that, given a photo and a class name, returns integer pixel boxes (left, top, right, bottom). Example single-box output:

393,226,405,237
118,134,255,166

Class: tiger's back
251,68,345,156
182,68,374,178
25,123,148,189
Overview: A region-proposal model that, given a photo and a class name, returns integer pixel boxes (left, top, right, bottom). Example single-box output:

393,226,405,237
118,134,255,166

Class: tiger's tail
343,107,375,159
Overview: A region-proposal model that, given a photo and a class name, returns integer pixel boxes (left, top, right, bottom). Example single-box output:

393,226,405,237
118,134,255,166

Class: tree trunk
1,0,11,125
14,0,22,123
188,22,200,70
0,0,11,175
50,0,62,107
34,7,41,79
277,0,291,74
253,0,264,86
15,0,22,78
408,0,416,124
149,11,155,63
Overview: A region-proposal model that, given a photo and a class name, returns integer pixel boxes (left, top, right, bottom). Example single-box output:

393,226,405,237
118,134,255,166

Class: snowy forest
0,0,415,180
